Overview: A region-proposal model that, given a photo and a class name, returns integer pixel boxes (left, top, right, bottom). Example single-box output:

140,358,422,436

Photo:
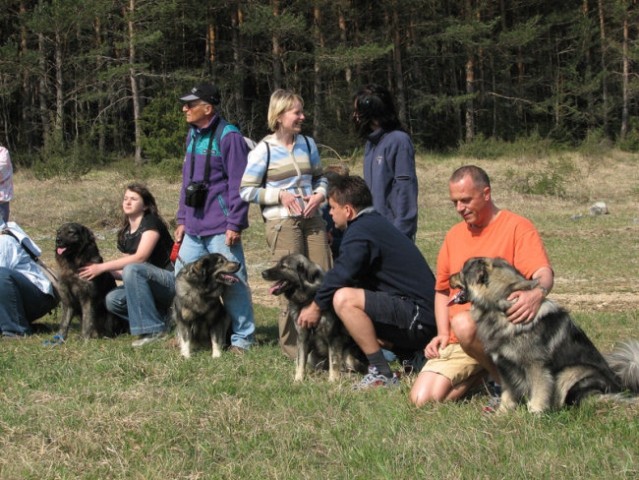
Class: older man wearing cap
174,83,255,354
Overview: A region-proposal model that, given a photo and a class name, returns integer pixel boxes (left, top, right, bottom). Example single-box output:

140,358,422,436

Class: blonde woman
240,89,331,359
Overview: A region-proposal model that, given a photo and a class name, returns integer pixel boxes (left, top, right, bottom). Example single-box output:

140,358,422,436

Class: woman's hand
78,263,104,281
302,192,324,218
280,190,304,217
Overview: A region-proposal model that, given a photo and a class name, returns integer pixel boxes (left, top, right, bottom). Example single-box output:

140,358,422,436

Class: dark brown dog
262,253,366,382
55,222,121,339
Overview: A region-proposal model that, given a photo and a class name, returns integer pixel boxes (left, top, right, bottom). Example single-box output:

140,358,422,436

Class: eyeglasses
183,101,205,110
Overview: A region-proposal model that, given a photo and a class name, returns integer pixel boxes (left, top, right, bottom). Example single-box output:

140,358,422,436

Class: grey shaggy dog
449,257,639,413
54,222,122,339
262,253,366,382
173,253,240,358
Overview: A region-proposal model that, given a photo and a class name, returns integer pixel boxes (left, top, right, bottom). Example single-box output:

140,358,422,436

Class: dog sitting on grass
262,253,366,382
449,256,639,413
173,253,240,358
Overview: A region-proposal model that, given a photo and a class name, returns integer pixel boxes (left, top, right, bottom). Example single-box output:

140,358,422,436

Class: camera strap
188,116,221,183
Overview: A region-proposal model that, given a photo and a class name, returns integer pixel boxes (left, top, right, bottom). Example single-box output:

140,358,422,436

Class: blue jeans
174,233,255,349
105,263,175,336
0,267,58,335
0,202,9,222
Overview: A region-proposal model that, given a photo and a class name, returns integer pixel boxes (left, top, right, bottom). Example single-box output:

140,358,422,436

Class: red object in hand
170,241,181,263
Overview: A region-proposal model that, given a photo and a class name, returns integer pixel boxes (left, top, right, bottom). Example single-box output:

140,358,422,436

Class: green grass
2,151,638,479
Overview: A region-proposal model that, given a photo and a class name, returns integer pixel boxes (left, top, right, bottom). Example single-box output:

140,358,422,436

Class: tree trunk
620,2,629,139
230,3,245,128
37,32,50,151
54,30,64,143
597,0,609,135
206,21,216,75
94,16,105,156
464,0,475,143
312,3,324,139
271,0,282,89
465,55,475,143
127,0,143,165
390,3,407,129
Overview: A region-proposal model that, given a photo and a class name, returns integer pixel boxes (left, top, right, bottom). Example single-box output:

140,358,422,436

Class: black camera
185,181,208,208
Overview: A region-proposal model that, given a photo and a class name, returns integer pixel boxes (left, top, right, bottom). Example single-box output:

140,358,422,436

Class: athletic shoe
352,366,400,391
131,332,166,347
482,380,502,414
228,345,247,355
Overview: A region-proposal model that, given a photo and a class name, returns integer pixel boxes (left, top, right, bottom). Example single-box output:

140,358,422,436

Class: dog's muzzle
447,289,469,306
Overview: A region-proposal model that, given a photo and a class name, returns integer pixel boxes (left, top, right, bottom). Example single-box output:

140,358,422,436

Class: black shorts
364,290,436,351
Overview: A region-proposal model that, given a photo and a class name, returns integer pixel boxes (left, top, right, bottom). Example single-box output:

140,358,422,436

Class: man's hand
506,287,545,324
297,301,322,329
174,224,185,243
425,334,449,359
225,229,241,246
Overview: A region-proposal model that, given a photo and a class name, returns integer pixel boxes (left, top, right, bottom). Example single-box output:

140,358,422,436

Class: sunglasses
183,100,205,110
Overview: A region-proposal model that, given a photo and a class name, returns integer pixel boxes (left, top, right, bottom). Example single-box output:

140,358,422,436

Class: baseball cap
179,83,221,106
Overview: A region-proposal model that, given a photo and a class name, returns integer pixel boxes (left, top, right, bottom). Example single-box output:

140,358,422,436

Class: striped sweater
240,134,327,221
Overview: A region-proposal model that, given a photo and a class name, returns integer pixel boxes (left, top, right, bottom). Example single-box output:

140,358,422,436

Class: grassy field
1,150,638,479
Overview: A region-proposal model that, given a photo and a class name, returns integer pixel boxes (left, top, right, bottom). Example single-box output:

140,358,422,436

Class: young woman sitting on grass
78,183,175,347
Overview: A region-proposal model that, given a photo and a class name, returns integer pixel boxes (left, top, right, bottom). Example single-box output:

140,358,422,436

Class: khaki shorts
420,343,485,387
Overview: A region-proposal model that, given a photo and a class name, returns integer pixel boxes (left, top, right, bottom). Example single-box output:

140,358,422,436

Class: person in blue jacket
352,84,418,240
174,83,255,354
297,175,436,390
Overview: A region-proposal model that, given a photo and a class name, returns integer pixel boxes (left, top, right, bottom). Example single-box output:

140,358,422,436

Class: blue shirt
314,209,435,327
363,128,418,239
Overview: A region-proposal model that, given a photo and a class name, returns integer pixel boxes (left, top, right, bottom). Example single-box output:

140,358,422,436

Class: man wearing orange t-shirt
410,165,554,406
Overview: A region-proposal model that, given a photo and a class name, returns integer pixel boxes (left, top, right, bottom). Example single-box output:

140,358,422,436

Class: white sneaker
131,332,166,347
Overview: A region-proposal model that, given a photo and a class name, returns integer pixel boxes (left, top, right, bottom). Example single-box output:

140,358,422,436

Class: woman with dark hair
79,183,175,347
352,84,419,240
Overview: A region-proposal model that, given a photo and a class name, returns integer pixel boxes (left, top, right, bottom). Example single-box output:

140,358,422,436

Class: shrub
506,156,576,197
32,137,95,180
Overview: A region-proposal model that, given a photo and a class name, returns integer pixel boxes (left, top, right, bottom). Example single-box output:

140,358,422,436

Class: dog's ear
83,226,96,244
198,255,216,279
463,257,490,285
297,258,323,285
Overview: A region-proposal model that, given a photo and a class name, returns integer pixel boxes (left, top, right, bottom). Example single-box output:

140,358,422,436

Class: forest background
1,0,639,174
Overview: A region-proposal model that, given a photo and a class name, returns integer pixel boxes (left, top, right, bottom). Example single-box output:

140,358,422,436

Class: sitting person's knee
332,287,354,313
450,311,477,344
409,384,432,407
121,262,144,281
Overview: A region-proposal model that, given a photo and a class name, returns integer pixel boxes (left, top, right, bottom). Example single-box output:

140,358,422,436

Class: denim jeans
0,202,9,223
174,233,255,349
0,267,58,335
105,263,175,336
